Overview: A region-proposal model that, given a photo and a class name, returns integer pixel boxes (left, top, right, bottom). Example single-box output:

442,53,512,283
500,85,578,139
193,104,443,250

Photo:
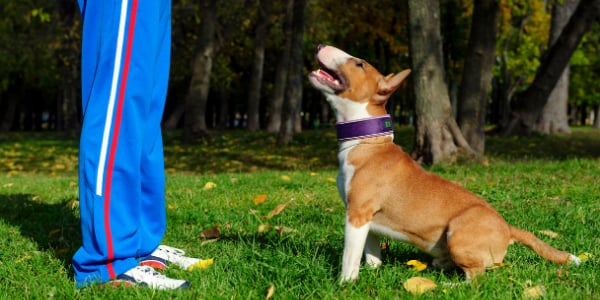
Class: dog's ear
374,69,411,103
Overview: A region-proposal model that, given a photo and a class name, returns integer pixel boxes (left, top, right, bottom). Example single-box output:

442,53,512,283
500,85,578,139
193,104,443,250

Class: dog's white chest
336,141,359,207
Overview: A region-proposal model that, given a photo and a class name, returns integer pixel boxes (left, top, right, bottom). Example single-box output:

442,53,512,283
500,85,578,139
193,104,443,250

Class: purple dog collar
336,114,394,142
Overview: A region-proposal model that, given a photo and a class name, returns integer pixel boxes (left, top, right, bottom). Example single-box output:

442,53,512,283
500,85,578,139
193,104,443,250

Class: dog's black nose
316,44,326,53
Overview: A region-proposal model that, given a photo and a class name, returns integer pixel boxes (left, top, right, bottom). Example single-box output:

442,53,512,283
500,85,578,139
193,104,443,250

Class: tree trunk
164,101,184,130
408,0,475,164
247,0,273,131
184,0,217,141
216,81,230,130
266,0,294,132
457,0,499,155
57,0,81,134
534,0,580,134
0,91,18,131
593,105,600,129
502,0,600,136
60,61,81,133
277,0,306,145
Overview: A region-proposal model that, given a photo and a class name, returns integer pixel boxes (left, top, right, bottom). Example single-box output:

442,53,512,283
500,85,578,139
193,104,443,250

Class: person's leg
138,0,171,257
73,0,168,287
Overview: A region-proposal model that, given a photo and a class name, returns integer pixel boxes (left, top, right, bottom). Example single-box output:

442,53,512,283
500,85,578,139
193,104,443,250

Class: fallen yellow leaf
266,284,275,300
578,252,592,262
188,258,214,271
254,194,267,205
326,177,336,183
203,181,217,190
403,277,436,295
523,285,545,299
258,224,272,233
538,230,559,238
406,259,427,271
281,175,291,181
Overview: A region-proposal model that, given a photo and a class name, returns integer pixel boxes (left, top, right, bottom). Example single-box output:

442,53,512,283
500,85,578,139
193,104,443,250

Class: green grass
0,128,599,299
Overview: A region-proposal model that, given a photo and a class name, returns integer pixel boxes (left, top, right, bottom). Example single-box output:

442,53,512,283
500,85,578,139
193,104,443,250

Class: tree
266,0,294,132
247,0,273,131
570,21,600,128
277,0,307,145
492,0,552,130
183,0,217,140
502,0,600,136
534,0,580,134
56,0,81,133
457,0,499,155
408,0,475,164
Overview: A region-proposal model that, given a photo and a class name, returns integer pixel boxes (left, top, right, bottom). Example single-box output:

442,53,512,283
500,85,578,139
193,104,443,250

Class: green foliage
495,0,551,93
0,129,598,298
1,0,598,131
570,22,600,107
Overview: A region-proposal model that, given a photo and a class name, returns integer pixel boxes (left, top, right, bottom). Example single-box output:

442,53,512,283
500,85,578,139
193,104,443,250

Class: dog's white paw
365,255,382,269
568,254,582,266
339,274,358,285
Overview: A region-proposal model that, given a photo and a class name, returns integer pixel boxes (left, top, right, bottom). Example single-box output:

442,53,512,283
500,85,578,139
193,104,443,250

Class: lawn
0,128,598,299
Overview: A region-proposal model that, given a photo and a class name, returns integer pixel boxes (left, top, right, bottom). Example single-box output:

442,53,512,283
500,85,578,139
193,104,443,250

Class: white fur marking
326,96,371,122
364,233,382,268
568,254,582,266
341,218,370,283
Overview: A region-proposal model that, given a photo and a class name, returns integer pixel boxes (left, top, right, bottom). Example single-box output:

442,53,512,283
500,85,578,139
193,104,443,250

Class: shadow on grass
485,129,600,160
0,193,80,271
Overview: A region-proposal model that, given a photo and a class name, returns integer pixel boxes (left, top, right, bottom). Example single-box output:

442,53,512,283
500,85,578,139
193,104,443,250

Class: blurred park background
1,0,599,163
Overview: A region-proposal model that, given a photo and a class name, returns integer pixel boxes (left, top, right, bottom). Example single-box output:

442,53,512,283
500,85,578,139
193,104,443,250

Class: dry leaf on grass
203,181,217,190
403,277,437,295
281,175,291,181
523,285,545,299
577,252,592,262
254,194,267,205
265,203,289,219
258,224,273,233
406,260,427,271
265,284,275,300
538,230,559,238
200,226,221,239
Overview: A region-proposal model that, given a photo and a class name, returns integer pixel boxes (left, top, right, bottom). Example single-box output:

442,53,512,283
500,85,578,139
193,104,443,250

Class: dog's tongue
317,69,336,82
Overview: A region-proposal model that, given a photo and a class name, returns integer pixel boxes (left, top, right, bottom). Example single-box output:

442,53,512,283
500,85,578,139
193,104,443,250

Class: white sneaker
114,265,190,290
141,245,214,271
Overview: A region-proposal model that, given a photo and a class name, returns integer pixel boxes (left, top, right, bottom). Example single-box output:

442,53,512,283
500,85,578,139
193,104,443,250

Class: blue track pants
73,0,171,287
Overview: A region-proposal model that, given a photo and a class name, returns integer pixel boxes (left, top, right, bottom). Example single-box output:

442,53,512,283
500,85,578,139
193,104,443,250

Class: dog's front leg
364,232,382,268
340,216,370,283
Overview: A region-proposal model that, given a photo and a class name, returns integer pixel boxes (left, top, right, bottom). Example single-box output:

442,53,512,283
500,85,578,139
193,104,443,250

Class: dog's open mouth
309,60,346,92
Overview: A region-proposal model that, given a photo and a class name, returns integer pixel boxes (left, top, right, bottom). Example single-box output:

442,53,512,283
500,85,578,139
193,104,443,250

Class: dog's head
308,44,411,122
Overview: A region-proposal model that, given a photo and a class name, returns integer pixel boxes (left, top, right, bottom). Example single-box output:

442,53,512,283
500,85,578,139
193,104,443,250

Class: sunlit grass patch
0,128,598,298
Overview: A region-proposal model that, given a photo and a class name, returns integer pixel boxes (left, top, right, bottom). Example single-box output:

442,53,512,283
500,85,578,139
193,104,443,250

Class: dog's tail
509,226,581,265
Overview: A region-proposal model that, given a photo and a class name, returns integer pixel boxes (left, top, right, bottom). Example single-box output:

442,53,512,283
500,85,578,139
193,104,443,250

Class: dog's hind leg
340,218,370,283
446,208,510,280
364,232,382,268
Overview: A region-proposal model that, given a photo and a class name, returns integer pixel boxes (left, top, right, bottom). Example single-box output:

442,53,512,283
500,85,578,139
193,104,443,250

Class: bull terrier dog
308,44,581,283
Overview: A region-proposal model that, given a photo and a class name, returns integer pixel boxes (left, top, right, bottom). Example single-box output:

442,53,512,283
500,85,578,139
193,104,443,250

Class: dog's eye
356,61,364,68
